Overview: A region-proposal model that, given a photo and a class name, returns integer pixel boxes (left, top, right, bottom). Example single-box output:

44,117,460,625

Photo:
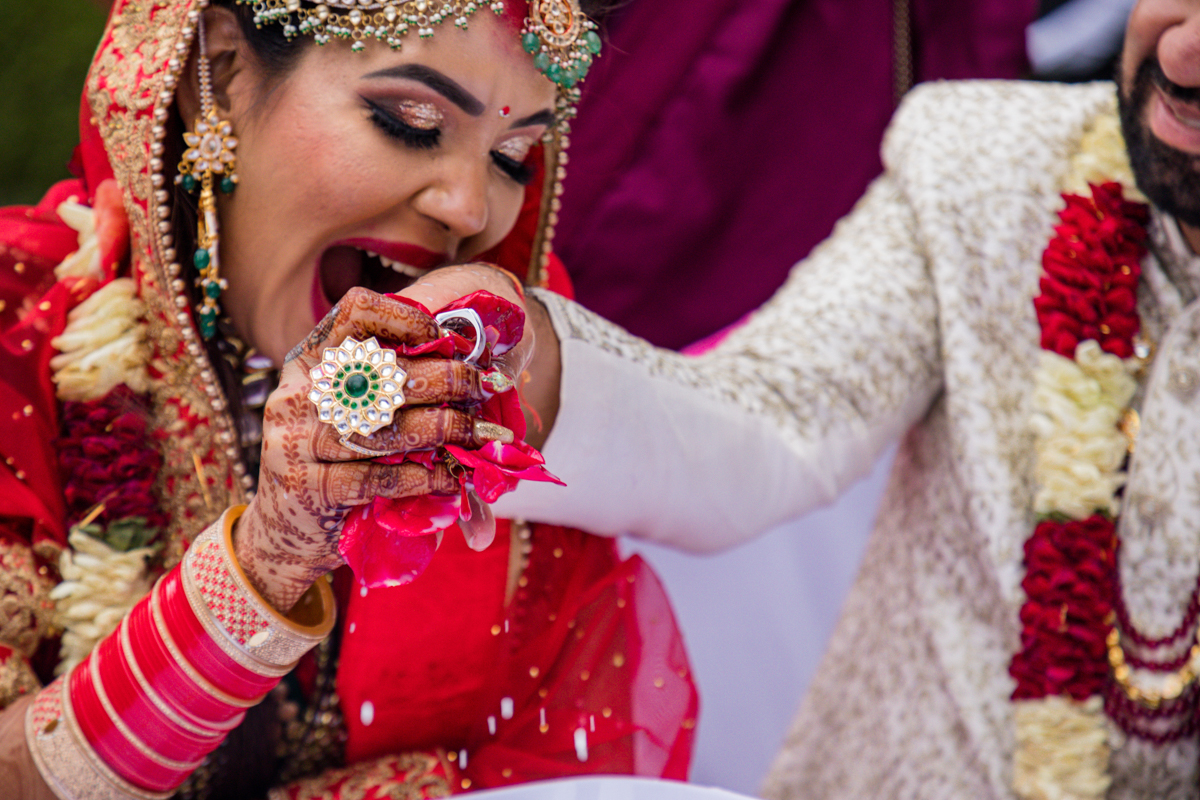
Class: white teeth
359,248,431,278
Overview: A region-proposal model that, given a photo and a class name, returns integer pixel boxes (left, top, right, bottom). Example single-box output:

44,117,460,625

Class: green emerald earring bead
522,31,539,54
220,176,235,194
182,174,197,192
198,306,217,340
585,30,602,54
194,248,211,270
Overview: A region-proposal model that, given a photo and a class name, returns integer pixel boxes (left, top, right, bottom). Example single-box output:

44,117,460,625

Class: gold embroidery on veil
86,0,251,568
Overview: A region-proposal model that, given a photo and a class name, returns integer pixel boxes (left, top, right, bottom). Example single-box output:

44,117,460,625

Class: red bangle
180,506,334,671
158,568,279,699
125,587,253,725
27,507,334,800
94,623,224,754
29,676,173,800
117,614,244,737
69,656,196,792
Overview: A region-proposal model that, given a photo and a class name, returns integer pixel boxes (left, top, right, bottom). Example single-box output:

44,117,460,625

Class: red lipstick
338,238,450,270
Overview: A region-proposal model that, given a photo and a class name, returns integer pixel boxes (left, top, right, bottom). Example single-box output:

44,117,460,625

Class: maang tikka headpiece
240,0,601,126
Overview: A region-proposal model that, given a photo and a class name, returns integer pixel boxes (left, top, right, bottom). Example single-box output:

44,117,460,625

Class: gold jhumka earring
176,13,240,341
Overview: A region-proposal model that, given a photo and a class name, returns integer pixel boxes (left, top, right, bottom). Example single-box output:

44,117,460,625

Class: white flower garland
1030,342,1137,520
49,200,152,401
54,199,106,283
51,529,155,675
51,278,152,401
45,199,156,671
1013,696,1112,800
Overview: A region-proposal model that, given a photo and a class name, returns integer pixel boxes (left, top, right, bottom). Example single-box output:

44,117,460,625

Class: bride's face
191,9,556,363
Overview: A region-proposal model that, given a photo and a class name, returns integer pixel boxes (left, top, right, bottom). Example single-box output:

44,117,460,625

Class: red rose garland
1032,182,1147,360
1011,182,1148,706
58,385,168,544
1010,515,1117,701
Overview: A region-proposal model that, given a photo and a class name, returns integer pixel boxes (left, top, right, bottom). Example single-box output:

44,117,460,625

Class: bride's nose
411,156,489,238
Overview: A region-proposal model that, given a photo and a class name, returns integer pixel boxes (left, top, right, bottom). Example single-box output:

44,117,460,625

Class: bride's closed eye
492,137,536,185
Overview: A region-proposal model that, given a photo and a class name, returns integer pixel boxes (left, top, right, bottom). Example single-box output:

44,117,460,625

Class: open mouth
315,241,450,319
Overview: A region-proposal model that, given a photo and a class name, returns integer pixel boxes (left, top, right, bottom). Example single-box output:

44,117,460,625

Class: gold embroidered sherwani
496,80,1200,798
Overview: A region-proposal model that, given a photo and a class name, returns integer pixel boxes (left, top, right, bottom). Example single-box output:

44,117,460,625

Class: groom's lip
1149,85,1200,156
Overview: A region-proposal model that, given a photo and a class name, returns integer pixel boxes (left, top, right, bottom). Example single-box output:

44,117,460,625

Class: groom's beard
1118,57,1200,227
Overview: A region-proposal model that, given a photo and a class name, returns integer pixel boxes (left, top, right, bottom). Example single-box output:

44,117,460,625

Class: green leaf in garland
77,517,159,553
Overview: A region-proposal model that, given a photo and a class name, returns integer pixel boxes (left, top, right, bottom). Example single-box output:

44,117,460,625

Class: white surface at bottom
469,776,760,800
621,449,893,795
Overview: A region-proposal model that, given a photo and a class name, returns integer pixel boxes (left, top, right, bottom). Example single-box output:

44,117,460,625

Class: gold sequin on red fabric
269,751,454,800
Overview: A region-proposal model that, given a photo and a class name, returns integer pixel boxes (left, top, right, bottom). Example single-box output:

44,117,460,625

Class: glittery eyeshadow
396,100,444,129
496,137,535,163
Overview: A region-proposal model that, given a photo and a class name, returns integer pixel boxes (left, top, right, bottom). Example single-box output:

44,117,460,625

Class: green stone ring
308,336,407,440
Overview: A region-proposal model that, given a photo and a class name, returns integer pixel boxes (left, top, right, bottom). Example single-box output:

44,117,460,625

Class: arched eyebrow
363,64,485,116
510,110,555,129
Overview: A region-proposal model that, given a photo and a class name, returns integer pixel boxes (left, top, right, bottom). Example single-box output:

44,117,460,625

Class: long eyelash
366,100,440,150
491,151,535,186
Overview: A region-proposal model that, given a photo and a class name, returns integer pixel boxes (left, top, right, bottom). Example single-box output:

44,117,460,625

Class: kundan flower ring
309,336,408,457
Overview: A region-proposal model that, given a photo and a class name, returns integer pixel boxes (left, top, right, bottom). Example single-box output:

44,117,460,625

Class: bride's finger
284,287,441,368
318,407,513,461
401,359,486,404
327,461,459,507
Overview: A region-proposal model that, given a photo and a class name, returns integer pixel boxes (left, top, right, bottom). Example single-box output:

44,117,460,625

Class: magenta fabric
557,0,1038,349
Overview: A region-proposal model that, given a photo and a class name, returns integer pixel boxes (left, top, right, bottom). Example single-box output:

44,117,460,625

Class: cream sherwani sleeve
493,173,943,552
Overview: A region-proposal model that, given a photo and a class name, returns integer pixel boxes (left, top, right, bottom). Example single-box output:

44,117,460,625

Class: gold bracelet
181,506,335,673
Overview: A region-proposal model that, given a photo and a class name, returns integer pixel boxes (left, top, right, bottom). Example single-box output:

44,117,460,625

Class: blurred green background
0,0,108,205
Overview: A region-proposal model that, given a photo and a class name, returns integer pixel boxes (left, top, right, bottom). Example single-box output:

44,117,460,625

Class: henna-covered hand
233,288,514,611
